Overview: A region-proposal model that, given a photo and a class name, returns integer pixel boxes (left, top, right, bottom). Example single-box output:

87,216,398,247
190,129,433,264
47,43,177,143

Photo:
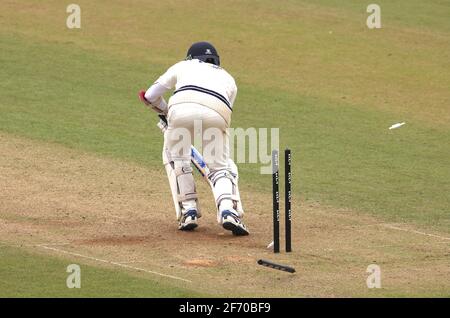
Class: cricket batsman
139,42,249,236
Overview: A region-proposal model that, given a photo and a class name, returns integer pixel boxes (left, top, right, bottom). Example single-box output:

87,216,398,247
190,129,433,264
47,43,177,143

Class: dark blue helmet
186,42,220,66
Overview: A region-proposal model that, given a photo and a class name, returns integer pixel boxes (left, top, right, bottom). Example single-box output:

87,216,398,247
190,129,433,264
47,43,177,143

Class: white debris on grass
389,122,406,130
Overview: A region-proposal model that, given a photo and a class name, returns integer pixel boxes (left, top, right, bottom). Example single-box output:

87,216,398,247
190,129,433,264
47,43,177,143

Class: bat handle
158,115,168,125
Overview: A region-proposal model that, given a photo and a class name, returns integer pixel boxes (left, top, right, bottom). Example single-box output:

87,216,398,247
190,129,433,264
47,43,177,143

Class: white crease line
37,245,191,283
115,260,146,265
380,224,450,241
35,243,71,247
1,243,70,248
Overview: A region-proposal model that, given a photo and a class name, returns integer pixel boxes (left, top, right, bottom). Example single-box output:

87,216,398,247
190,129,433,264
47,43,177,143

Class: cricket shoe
178,209,198,231
221,210,249,236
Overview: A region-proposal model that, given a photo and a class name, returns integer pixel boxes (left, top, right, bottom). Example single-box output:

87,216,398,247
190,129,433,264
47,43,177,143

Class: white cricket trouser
164,103,234,216
165,103,230,169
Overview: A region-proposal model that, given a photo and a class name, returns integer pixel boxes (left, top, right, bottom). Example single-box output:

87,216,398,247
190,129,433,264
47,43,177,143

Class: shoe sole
179,223,198,231
223,221,249,236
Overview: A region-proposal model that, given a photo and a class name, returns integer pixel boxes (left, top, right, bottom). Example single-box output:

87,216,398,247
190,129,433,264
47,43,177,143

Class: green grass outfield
0,245,201,297
1,0,449,296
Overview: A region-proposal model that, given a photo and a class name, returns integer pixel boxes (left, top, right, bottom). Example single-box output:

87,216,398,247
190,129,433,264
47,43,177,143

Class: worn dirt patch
77,235,155,246
1,133,449,297
183,259,218,268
